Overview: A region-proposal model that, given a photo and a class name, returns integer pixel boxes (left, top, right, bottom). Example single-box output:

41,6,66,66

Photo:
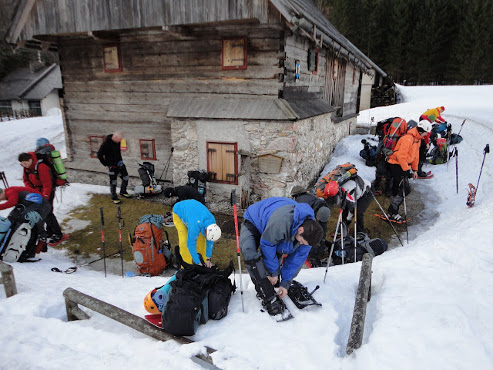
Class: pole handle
100,207,104,227
230,189,236,206
485,144,490,154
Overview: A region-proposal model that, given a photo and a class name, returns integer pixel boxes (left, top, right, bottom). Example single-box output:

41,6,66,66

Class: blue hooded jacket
244,197,315,288
173,199,216,264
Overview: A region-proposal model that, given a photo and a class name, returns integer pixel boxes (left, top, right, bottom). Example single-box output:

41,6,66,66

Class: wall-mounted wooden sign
258,154,283,174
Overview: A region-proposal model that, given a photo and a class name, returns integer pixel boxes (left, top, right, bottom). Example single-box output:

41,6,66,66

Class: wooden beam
62,288,217,365
0,261,18,298
5,0,36,44
346,253,373,355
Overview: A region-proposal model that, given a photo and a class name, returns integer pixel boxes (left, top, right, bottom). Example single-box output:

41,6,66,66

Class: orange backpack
131,215,170,276
316,163,358,198
382,118,407,151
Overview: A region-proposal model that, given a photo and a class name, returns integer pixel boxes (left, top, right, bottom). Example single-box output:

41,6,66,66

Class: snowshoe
466,183,476,208
144,314,163,328
163,211,174,227
48,233,70,246
374,214,407,224
417,171,433,179
2,223,32,263
261,295,293,322
288,281,322,309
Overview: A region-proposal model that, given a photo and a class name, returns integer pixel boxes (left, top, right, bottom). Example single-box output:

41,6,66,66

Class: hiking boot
262,295,286,316
417,170,428,178
119,192,131,198
389,213,404,222
111,194,121,204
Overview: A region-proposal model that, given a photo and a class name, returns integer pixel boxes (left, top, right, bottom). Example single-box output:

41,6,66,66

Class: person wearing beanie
419,106,446,124
163,185,205,205
240,197,323,317
291,186,330,267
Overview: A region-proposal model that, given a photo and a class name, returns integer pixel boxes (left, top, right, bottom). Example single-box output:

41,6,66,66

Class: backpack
316,163,358,198
161,262,235,336
428,138,448,165
134,162,162,195
359,140,378,167
34,145,68,187
382,118,407,152
375,117,397,140
187,170,209,200
331,232,388,265
131,214,172,276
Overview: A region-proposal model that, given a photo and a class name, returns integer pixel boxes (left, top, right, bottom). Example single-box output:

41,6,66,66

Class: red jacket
0,186,41,210
22,152,54,200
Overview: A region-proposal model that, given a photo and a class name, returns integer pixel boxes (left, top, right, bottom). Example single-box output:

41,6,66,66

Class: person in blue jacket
172,199,221,267
240,197,324,316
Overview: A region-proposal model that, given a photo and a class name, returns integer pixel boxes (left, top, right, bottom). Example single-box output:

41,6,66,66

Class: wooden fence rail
346,253,373,355
63,287,218,368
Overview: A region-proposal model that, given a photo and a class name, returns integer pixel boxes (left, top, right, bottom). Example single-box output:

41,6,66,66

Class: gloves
117,160,124,167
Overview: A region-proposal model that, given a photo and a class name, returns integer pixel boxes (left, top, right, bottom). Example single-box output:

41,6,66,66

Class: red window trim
89,135,105,158
222,37,248,70
207,141,238,185
139,139,157,160
102,44,123,73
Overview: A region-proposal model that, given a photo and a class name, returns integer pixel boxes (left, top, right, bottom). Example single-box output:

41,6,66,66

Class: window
207,142,238,184
102,44,122,73
28,100,41,116
308,48,318,73
0,101,12,118
89,135,105,158
140,139,156,160
222,37,247,70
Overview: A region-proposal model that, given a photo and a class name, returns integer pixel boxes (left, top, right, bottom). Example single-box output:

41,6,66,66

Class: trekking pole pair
0,171,9,188
323,209,343,284
370,191,404,247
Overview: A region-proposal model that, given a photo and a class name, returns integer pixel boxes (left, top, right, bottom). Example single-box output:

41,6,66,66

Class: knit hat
407,120,418,130
291,185,307,197
316,207,331,223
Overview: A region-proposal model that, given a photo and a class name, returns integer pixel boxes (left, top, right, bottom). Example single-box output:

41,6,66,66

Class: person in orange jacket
18,152,64,244
420,106,446,124
386,121,432,222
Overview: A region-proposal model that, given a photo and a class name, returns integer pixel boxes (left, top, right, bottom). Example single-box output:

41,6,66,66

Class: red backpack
382,118,408,151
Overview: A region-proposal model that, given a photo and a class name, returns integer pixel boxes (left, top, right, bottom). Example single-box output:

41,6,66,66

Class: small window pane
140,139,156,160
89,135,105,158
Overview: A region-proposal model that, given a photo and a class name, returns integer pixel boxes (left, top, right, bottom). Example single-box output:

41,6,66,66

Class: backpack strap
358,234,376,257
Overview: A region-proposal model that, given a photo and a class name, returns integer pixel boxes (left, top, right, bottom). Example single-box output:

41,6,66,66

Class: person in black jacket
163,185,206,205
97,131,130,204
291,186,330,267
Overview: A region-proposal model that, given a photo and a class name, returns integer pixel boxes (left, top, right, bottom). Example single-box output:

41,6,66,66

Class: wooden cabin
5,0,386,207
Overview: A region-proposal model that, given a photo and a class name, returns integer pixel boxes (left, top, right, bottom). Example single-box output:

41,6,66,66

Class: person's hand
267,276,278,285
412,171,418,180
277,287,288,298
206,259,212,268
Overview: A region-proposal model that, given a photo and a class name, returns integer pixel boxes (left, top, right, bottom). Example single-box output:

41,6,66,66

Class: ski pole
457,119,466,136
100,207,107,277
370,191,404,247
324,209,343,283
340,217,345,265
455,148,459,194
476,144,490,192
117,205,124,277
0,171,9,188
401,178,409,244
353,186,358,263
230,189,245,312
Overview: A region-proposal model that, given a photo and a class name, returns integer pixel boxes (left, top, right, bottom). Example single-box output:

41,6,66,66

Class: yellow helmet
143,289,159,314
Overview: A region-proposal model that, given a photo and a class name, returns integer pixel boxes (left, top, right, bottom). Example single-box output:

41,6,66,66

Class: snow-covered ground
0,85,492,369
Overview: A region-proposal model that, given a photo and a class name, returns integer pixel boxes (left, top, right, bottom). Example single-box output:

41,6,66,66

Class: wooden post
346,253,373,356
0,261,18,298
62,288,217,366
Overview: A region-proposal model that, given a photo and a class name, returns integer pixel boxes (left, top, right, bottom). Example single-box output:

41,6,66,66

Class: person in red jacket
18,152,64,244
386,121,432,222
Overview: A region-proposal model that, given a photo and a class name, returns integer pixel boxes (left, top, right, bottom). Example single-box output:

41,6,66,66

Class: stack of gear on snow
330,231,388,265
359,139,378,167
428,123,463,165
134,162,162,196
144,262,235,336
315,163,358,198
131,214,172,275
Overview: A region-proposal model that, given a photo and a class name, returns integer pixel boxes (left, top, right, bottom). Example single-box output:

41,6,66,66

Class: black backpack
162,262,235,336
331,232,388,265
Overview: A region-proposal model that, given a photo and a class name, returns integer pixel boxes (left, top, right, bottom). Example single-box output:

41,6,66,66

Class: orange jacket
388,127,422,172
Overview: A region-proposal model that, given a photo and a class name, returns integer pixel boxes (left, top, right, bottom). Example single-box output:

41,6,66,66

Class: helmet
324,181,339,198
206,223,221,241
36,137,50,149
417,120,432,133
291,185,306,197
25,193,43,204
144,289,160,314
